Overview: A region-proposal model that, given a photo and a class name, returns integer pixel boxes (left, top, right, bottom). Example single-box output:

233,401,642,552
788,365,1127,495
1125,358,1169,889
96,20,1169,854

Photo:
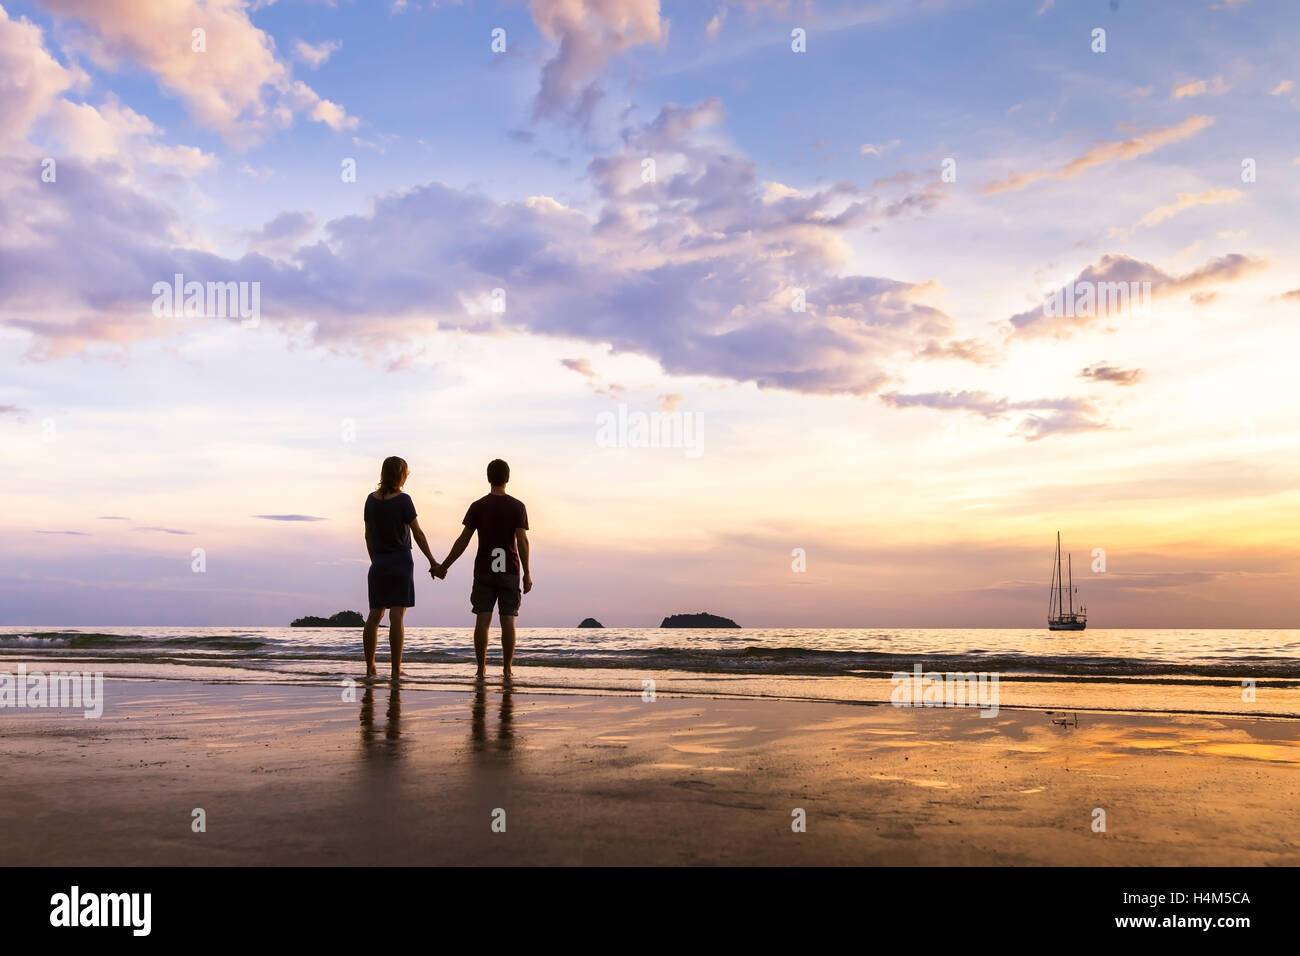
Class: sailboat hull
1048,620,1087,631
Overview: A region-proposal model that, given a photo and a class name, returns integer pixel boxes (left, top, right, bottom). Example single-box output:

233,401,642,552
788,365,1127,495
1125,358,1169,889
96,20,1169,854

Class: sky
1,0,1298,628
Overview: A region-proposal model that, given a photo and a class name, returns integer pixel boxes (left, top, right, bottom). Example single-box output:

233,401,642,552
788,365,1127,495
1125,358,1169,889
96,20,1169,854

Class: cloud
1276,289,1300,301
4,313,175,362
133,526,194,535
96,515,129,520
879,390,1106,441
254,514,327,521
244,209,321,258
293,38,341,68
284,79,358,132
657,393,683,411
706,7,726,39
1079,362,1144,386
0,4,82,146
561,357,628,398
1171,76,1230,99
983,116,1213,195
0,138,209,359
705,1,794,41
36,0,357,143
914,338,1000,366
1013,410,1108,441
859,140,899,157
880,390,1089,419
1270,80,1294,96
43,93,218,173
3,93,954,395
34,530,90,535
0,404,29,416
1136,188,1241,228
530,0,667,127
1007,253,1267,338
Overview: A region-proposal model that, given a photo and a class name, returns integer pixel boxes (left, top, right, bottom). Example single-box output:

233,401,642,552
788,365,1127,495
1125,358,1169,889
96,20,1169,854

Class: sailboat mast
1068,553,1074,615
1055,532,1063,618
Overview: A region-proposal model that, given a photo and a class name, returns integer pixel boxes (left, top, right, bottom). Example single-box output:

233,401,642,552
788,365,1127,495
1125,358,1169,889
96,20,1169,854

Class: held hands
429,562,448,580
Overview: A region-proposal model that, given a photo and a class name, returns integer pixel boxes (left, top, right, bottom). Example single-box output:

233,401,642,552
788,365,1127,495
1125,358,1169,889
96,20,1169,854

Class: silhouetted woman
363,456,438,680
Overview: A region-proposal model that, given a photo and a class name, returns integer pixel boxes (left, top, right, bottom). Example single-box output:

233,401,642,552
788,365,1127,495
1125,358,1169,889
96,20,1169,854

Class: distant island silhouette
661,612,739,628
291,611,365,627
578,618,603,628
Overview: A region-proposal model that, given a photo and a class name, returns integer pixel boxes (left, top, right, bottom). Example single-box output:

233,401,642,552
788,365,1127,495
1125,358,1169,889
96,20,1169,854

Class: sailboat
1047,532,1087,631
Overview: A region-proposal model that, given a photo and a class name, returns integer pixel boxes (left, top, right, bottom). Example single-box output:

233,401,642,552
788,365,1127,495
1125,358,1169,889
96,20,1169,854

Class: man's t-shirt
462,493,528,577
364,493,416,555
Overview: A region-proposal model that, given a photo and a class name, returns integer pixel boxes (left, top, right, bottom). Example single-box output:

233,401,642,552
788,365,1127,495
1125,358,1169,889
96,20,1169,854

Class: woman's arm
408,516,438,570
364,524,375,561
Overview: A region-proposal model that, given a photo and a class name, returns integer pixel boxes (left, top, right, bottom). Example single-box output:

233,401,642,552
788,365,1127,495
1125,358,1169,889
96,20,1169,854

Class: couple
363,456,531,682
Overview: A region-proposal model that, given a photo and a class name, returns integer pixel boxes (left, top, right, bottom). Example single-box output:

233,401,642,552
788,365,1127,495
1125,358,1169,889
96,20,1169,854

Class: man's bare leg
501,614,516,680
473,611,492,679
388,606,406,680
363,608,384,677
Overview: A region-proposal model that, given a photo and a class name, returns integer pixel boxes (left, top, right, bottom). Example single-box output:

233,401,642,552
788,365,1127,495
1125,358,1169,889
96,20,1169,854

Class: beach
4,677,1299,866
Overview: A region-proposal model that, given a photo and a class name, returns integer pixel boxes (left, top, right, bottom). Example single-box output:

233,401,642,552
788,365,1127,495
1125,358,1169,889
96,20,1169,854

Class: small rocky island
660,612,740,628
578,618,603,628
291,610,365,627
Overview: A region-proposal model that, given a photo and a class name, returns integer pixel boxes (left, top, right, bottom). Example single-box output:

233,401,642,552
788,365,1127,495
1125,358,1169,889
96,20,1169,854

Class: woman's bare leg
363,608,384,677
388,606,406,679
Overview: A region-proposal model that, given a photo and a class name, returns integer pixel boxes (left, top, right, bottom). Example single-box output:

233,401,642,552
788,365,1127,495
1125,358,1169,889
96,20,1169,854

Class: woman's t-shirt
364,493,416,555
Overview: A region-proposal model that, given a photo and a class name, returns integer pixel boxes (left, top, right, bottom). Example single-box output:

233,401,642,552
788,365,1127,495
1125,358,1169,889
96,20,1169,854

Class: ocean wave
3,632,1298,679
0,632,267,651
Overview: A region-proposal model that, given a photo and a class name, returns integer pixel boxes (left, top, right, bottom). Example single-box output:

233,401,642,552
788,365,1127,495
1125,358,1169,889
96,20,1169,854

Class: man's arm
438,526,475,577
516,528,532,593
408,516,437,571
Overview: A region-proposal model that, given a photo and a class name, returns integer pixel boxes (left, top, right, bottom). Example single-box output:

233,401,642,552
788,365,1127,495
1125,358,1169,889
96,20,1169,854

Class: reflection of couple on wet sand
358,681,516,759
362,456,532,682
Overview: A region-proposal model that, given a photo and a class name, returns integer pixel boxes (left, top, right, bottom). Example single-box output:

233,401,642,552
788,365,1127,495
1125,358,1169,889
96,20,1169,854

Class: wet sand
3,678,1299,865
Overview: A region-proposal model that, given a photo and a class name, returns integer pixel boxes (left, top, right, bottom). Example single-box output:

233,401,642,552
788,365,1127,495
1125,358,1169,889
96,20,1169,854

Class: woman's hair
377,456,409,495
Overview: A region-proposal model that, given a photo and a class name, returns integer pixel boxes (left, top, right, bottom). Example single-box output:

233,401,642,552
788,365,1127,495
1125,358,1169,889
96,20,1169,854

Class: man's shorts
471,572,522,617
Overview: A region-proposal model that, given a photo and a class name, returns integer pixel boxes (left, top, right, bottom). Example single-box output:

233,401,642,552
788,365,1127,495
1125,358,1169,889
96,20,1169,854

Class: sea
2,626,1298,718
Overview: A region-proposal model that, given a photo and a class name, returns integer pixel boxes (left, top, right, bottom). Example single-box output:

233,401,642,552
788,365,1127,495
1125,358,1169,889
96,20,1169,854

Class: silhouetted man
434,459,531,680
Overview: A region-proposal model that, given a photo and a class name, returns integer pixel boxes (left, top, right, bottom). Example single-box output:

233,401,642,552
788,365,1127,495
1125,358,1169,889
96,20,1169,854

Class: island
290,610,365,627
660,612,740,628
578,618,604,628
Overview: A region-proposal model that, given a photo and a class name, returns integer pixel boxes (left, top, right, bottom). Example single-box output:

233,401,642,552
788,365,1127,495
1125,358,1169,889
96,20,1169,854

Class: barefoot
474,669,487,681
502,667,513,682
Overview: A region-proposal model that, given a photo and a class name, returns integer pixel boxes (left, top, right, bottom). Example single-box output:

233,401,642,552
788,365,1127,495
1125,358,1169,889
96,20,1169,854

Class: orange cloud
983,116,1214,195
1137,188,1242,227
